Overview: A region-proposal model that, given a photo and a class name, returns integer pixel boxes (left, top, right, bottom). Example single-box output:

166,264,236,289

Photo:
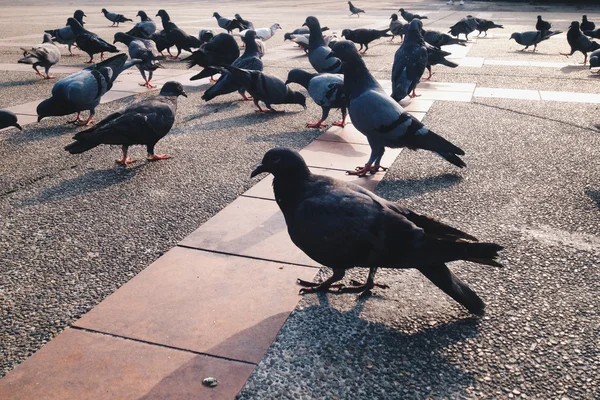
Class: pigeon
156,10,202,59
509,30,561,52
101,8,133,27
198,29,217,44
304,16,343,74
284,26,330,41
536,15,551,31
64,81,186,164
44,9,86,56
449,16,478,40
348,1,365,17
330,41,466,176
341,28,391,54
590,49,600,73
250,148,502,315
389,14,404,42
289,34,310,53
213,12,243,33
18,33,61,79
67,18,118,63
235,14,254,30
391,19,428,101
425,46,457,80
219,65,306,112
560,21,600,64
236,23,282,42
581,15,596,32
424,30,467,47
37,54,139,126
201,30,263,100
0,110,22,131
473,18,504,37
113,32,163,88
398,8,428,23
182,32,240,81
148,31,175,57
125,11,157,39
584,28,600,39
285,68,347,128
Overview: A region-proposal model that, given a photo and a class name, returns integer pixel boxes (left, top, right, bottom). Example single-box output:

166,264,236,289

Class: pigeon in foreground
235,23,282,42
45,10,86,56
125,11,157,39
560,21,600,64
235,14,254,30
425,46,458,80
198,29,217,45
389,14,404,42
510,30,561,52
220,66,306,112
250,148,502,315
304,16,343,73
449,16,478,40
398,8,428,23
391,19,428,101
18,33,61,79
581,15,596,32
0,110,22,131
37,54,138,126
285,68,346,127
213,12,243,33
201,30,263,100
182,32,240,81
590,49,600,73
113,32,163,88
330,41,466,176
341,28,391,54
348,1,365,17
101,8,133,27
536,15,551,31
473,18,504,37
584,28,600,39
67,18,118,63
64,81,186,164
424,30,466,47
156,10,202,59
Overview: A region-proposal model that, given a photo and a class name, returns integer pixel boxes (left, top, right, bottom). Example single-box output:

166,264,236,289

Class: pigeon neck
343,57,380,98
242,37,260,56
405,29,425,45
292,71,315,89
309,25,325,48
272,168,311,208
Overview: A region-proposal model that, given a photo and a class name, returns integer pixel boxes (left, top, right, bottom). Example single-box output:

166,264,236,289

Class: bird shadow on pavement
0,78,50,89
560,64,589,73
8,122,81,143
375,173,463,200
585,189,600,209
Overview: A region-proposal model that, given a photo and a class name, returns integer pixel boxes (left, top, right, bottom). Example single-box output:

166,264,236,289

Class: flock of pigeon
1,6,599,315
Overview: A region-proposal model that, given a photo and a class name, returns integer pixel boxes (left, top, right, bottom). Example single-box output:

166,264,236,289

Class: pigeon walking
510,30,561,52
234,14,254,30
213,12,243,33
330,41,466,176
285,68,346,127
182,32,240,81
341,28,391,54
389,14,404,42
536,15,551,31
424,30,466,47
126,11,157,38
581,15,596,32
64,81,186,164
235,23,282,42
473,18,503,37
560,21,600,64
425,46,457,80
67,17,118,63
101,8,133,27
156,9,202,59
250,148,502,315
44,9,86,56
348,1,365,17
304,16,343,73
0,110,22,131
449,16,478,40
113,32,163,89
392,19,428,101
398,8,428,23
18,33,61,79
148,31,175,57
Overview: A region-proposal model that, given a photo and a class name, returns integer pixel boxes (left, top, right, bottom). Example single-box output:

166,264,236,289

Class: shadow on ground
376,173,463,200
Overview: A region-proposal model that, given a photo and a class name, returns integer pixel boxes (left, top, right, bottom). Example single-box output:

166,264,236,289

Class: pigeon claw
297,278,344,294
337,279,389,297
147,154,170,161
408,89,421,98
116,158,136,165
347,165,387,177
307,120,327,128
332,120,347,127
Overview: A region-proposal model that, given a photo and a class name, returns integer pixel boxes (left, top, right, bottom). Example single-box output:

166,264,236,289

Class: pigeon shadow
585,189,600,209
375,173,463,200
0,78,49,88
560,64,588,73
7,121,81,143
191,110,304,131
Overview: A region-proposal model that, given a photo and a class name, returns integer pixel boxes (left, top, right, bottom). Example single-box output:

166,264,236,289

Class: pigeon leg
532,44,537,52
308,107,330,128
85,57,95,64
582,54,588,65
209,75,217,83
240,92,253,101
68,45,74,56
100,52,105,61
33,65,44,77
116,146,136,164
347,164,372,177
408,89,421,98
75,113,94,126
424,67,434,81
297,269,346,294
388,36,394,42
44,66,55,79
67,112,83,124
332,107,347,127
253,100,266,112
146,144,169,161
337,268,390,297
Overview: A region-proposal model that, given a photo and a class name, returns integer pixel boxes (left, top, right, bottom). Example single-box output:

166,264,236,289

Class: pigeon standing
148,31,175,57
67,18,118,63
560,21,600,64
424,30,467,47
581,15,596,32
156,9,202,59
449,16,478,40
18,33,61,79
37,54,139,126
236,23,282,42
65,81,186,164
101,8,133,27
250,148,502,315
44,9,86,56
182,32,240,81
392,19,428,101
473,18,504,37
341,28,391,54
235,14,254,30
536,15,551,31
348,1,365,17
509,30,561,52
213,12,243,33
304,16,343,74
399,8,428,23
330,41,466,176
0,110,22,131
126,11,157,39
113,32,163,88
285,68,347,128
425,46,458,80
389,14,404,42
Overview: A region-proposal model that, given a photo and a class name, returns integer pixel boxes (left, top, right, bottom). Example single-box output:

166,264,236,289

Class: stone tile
529,61,570,68
417,82,476,92
99,90,136,104
316,124,368,145
453,57,485,68
414,90,472,102
180,196,320,267
14,114,38,127
411,111,426,121
484,59,530,67
403,99,435,113
154,72,211,87
539,91,600,104
299,140,402,171
6,100,39,116
111,79,163,93
0,328,255,400
474,87,541,100
74,247,317,363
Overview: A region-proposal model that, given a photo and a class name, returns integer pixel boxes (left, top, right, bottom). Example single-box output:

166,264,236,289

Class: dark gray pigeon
330,41,466,176
101,8,133,27
536,15,551,31
64,81,186,164
449,16,478,40
285,68,346,127
18,33,61,79
391,19,428,101
284,26,330,41
510,30,561,52
251,148,503,315
584,28,600,39
0,110,22,131
37,54,139,126
156,10,202,59
341,28,391,54
198,29,217,44
424,30,466,47
561,21,600,64
148,31,174,57
213,12,243,33
589,49,600,72
398,8,428,23
113,32,163,88
304,16,343,74
183,32,240,81
67,17,118,63
581,15,596,32
235,14,254,30
425,46,457,80
473,18,503,37
125,11,157,38
45,10,86,56
220,66,306,112
348,1,365,17
389,14,404,42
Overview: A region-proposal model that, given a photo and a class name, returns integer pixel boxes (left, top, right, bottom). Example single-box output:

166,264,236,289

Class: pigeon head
583,15,588,22
251,148,309,179
113,32,131,45
341,29,351,38
328,40,359,62
0,111,22,131
284,32,292,41
213,12,221,19
74,10,86,23
391,13,398,21
537,15,542,20
159,81,187,97
244,30,258,41
569,21,580,30
509,32,519,41
235,13,242,19
303,16,320,29
42,33,54,44
285,90,307,109
137,11,148,19
285,68,316,89
66,18,84,33
37,97,67,122
101,8,108,14
156,9,169,19
398,8,405,12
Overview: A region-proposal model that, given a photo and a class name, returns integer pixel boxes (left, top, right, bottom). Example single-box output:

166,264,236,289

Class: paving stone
299,140,402,172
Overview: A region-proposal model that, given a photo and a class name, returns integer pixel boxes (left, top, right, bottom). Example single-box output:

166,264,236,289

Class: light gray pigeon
389,14,404,42
101,8,133,27
392,19,428,101
18,33,61,79
0,110,22,131
251,148,503,315
64,81,186,164
125,11,157,38
114,32,163,88
303,16,343,73
348,1,365,17
37,54,140,126
509,30,561,52
329,41,466,176
285,68,347,127
44,10,86,56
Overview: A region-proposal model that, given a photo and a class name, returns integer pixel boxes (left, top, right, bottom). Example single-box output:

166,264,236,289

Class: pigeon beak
302,23,307,27
250,163,267,178
37,115,44,123
181,91,188,98
14,123,23,131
